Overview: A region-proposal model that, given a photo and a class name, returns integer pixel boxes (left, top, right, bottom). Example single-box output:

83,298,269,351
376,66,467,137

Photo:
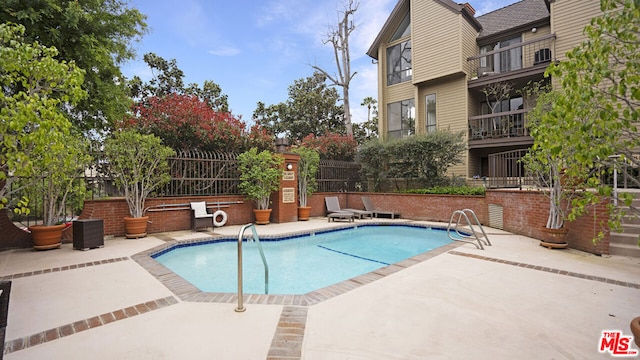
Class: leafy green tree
354,96,379,144
291,146,320,207
253,71,345,141
358,131,465,190
129,53,230,113
0,23,86,210
104,129,175,218
237,148,284,210
357,141,388,192
536,0,639,237
1,0,148,134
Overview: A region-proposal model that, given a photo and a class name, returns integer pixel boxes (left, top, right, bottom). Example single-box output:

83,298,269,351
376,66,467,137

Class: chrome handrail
235,223,269,312
446,209,491,250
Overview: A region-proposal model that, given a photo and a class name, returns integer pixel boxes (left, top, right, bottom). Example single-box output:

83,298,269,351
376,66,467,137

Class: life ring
212,210,228,227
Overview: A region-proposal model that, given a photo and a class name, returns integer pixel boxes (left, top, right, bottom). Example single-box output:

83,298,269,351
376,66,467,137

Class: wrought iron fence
317,160,363,192
162,150,241,196
487,149,640,190
4,151,364,226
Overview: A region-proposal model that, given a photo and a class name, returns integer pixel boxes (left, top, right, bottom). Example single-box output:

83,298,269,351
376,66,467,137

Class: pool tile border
131,224,464,307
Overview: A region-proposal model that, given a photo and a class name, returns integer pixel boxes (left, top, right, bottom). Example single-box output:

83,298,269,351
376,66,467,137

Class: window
499,36,522,72
387,40,412,86
389,13,411,41
481,96,522,114
481,96,524,137
388,99,415,139
478,36,522,74
426,94,436,133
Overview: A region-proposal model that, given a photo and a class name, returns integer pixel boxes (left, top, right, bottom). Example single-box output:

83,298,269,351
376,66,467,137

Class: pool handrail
446,209,491,250
235,223,269,312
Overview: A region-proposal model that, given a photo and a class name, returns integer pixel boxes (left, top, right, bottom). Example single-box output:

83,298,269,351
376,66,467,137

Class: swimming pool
153,224,453,295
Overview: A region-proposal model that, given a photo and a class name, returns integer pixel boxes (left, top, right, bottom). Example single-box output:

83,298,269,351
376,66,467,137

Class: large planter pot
30,224,66,250
253,209,272,225
539,226,569,249
124,216,149,239
631,317,640,348
297,206,311,221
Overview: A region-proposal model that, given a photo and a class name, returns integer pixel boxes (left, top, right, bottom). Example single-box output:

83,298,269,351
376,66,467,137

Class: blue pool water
154,225,452,295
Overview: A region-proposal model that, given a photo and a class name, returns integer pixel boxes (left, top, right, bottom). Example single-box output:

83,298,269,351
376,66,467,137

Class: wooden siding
417,76,469,176
551,0,601,61
522,25,552,68
461,16,479,79
411,0,463,83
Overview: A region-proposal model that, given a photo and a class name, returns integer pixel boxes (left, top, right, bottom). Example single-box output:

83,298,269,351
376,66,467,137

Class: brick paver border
3,296,178,356
449,251,640,289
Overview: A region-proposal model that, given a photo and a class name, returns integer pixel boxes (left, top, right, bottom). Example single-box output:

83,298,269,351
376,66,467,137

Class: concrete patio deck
1,218,639,359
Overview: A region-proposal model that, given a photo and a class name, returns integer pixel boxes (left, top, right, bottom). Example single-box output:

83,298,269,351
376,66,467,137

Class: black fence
5,151,364,226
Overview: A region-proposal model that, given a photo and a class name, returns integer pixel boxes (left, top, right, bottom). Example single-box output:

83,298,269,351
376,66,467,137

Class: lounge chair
327,211,355,222
362,196,400,219
190,201,214,231
324,196,373,220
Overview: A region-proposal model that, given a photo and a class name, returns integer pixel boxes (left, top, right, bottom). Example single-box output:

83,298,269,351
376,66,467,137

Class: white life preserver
212,210,228,227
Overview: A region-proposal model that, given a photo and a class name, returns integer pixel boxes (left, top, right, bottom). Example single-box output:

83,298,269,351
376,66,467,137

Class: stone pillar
271,153,300,223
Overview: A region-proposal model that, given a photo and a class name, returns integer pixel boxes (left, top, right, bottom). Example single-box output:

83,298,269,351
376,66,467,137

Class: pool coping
131,222,466,306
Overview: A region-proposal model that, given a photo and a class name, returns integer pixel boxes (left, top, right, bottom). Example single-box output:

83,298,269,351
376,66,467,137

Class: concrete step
615,223,640,235
609,242,640,257
621,214,640,225
609,232,640,247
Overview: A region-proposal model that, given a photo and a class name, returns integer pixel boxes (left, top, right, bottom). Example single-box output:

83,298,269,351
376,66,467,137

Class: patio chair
362,196,401,219
190,201,214,231
324,196,373,220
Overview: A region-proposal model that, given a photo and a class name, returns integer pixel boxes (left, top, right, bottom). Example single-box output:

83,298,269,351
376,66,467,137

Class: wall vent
488,204,504,230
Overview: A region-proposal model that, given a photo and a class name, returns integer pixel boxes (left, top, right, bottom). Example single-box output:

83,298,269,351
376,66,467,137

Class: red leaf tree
301,132,357,161
122,93,271,152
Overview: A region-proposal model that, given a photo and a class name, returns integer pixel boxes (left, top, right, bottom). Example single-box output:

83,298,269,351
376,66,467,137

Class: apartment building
366,0,602,180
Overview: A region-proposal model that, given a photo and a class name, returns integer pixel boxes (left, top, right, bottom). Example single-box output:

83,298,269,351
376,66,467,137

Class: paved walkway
1,219,639,359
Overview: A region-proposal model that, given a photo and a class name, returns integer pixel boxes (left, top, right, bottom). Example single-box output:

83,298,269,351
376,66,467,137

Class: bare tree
312,0,359,138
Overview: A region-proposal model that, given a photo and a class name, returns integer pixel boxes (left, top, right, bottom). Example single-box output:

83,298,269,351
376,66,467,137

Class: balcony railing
469,109,529,140
468,34,556,79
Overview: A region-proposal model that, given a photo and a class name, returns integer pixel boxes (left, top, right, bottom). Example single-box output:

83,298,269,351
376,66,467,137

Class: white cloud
209,46,241,56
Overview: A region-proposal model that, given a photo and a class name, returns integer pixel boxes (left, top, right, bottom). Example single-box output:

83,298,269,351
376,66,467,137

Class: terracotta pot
30,224,65,250
539,226,569,249
124,216,149,239
631,317,640,348
297,206,311,221
540,226,569,244
253,209,272,225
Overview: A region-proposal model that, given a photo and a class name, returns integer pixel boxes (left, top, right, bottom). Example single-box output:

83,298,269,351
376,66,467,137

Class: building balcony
468,109,533,149
467,34,556,89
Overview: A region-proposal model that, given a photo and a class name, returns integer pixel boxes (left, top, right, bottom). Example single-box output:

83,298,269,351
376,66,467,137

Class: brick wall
0,190,611,254
78,196,254,238
308,190,609,255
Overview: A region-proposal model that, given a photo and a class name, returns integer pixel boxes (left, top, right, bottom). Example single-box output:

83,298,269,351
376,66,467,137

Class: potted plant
28,132,92,249
237,148,283,224
522,85,578,248
104,129,175,238
291,146,319,221
0,23,88,249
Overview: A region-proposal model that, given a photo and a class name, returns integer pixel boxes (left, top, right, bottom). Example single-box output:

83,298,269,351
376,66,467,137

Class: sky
121,0,518,126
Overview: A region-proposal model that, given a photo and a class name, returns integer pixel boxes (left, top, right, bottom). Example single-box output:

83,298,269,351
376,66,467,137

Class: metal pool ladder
235,223,269,312
446,209,491,250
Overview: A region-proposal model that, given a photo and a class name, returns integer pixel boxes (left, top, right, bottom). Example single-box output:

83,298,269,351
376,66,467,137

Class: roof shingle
477,0,549,39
